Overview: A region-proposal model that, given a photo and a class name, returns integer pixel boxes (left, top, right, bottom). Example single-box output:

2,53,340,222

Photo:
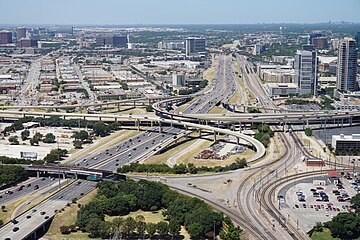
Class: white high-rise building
294,50,318,96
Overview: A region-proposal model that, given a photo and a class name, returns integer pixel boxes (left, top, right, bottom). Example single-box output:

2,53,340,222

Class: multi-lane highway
0,180,96,240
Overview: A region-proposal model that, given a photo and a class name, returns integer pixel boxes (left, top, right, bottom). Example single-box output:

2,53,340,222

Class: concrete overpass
0,110,266,163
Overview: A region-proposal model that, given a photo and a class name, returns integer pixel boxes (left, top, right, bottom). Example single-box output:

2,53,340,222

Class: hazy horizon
0,0,359,25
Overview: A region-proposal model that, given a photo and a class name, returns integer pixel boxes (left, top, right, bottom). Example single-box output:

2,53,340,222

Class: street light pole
57,136,61,189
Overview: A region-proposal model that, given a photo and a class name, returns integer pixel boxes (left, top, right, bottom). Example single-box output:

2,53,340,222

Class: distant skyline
0,0,359,25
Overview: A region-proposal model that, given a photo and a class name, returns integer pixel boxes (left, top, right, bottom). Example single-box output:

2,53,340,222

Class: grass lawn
208,106,227,114
45,189,98,239
311,228,339,240
0,197,28,225
105,209,166,223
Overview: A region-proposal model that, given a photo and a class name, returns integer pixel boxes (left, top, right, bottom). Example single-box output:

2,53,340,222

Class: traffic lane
0,177,55,205
0,180,97,240
75,127,174,168
97,128,182,170
73,127,163,167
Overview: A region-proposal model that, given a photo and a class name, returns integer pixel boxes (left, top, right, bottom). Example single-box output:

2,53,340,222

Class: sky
0,0,359,25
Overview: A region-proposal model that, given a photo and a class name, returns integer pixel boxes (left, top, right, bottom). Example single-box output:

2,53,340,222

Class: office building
96,36,128,47
172,73,186,86
158,40,185,50
186,37,206,56
253,44,265,55
332,134,360,152
294,50,318,96
18,38,38,48
17,27,26,40
48,26,73,35
355,32,360,50
312,37,328,49
309,33,323,45
265,83,297,97
336,38,358,91
0,31,12,44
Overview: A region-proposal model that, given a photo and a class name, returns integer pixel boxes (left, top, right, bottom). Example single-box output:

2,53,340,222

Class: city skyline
0,0,360,25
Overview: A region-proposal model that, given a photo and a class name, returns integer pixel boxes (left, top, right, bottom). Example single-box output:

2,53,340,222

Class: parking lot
278,174,359,232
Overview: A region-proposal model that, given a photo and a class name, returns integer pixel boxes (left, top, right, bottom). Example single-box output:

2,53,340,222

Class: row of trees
177,80,208,95
0,165,27,188
43,148,68,164
0,155,44,165
2,116,119,138
75,180,240,239
117,159,247,174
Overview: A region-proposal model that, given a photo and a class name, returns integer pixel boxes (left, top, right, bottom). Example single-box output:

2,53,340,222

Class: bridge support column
213,131,217,142
136,119,140,131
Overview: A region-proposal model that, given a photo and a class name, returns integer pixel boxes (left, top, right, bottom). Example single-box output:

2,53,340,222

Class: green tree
350,193,360,211
146,223,157,238
156,221,169,237
73,140,83,149
73,130,89,141
135,215,146,238
168,219,181,237
305,128,313,136
93,122,109,137
8,136,19,145
20,130,30,141
187,223,204,239
313,222,323,232
328,212,360,239
43,133,56,143
123,217,137,236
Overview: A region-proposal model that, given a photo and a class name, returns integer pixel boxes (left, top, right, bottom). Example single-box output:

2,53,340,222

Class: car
13,227,19,232
11,219,18,224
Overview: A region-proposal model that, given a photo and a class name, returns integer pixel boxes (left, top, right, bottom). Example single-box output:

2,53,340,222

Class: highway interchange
0,54,359,240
